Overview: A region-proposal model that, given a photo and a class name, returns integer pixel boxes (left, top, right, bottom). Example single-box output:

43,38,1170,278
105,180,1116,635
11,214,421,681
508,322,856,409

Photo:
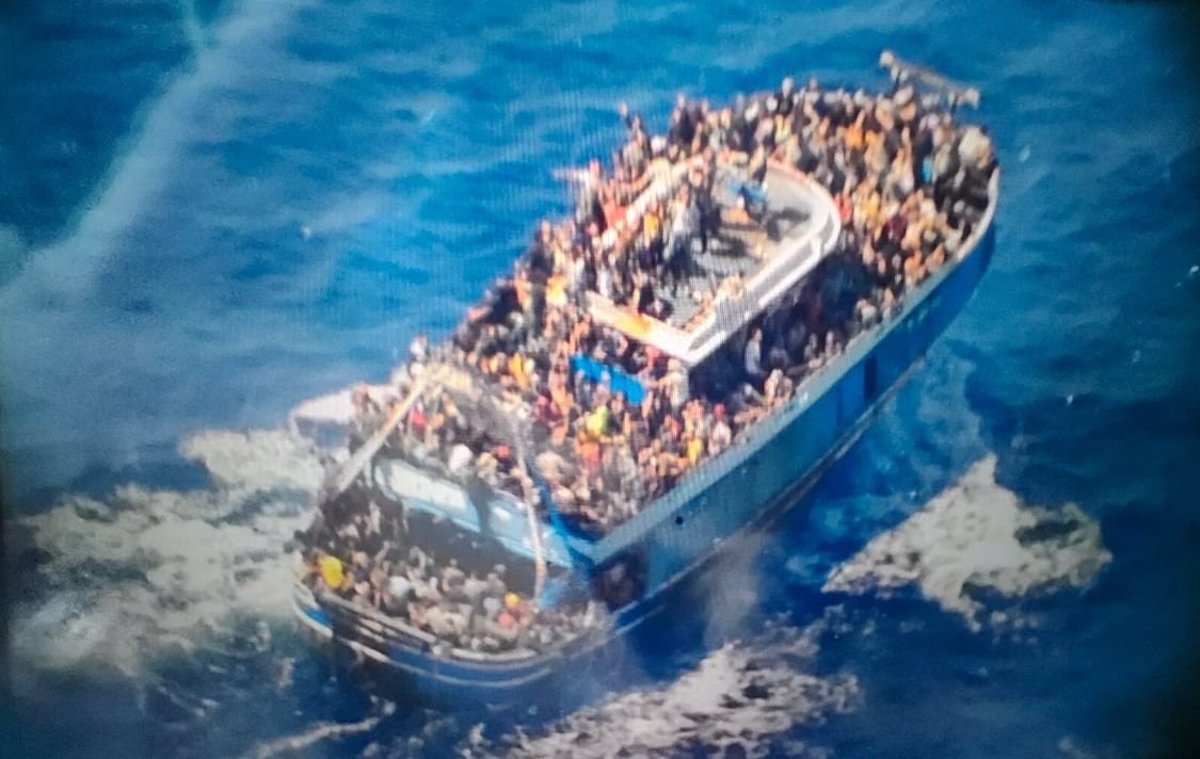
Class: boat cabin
584,163,839,372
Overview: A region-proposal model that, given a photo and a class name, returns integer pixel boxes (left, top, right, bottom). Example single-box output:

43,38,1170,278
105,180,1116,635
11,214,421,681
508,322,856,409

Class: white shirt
666,367,690,409
388,575,413,600
447,443,473,474
597,267,613,299
368,501,382,535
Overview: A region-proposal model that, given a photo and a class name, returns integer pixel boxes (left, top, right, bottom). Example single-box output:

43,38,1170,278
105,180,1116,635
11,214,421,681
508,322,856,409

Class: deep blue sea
3,1,1199,757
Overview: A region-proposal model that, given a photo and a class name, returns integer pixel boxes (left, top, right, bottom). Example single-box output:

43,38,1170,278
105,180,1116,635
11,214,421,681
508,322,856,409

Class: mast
514,454,547,610
317,367,440,509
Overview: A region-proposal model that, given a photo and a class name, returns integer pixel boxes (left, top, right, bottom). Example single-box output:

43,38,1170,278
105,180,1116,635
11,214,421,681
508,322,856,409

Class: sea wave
463,611,860,759
9,428,320,681
824,454,1112,630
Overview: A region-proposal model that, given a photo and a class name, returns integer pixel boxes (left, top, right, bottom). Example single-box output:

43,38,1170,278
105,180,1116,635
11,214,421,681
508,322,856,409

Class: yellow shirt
643,212,660,239
546,275,567,307
585,406,610,438
319,556,344,589
509,353,528,389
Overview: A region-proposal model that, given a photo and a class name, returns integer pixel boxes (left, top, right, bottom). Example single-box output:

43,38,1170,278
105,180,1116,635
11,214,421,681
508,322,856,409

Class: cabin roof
585,163,840,368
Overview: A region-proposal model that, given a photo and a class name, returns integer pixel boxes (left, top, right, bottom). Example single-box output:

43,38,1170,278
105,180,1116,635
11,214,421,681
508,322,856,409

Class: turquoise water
3,1,1199,757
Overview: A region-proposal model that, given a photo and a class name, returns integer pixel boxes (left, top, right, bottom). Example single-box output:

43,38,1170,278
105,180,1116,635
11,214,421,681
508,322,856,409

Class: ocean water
2,1,1199,757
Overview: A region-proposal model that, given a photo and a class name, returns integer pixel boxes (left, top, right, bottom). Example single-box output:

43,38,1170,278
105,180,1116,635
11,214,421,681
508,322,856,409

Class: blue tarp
569,354,647,404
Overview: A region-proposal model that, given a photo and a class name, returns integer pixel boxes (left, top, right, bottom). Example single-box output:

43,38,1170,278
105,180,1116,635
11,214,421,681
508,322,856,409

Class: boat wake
9,405,863,757
9,428,321,683
243,708,390,759
461,610,860,759
824,455,1112,631
0,0,304,303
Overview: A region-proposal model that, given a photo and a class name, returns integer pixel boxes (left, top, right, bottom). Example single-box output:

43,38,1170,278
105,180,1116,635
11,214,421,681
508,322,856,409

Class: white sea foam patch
824,455,1111,630
10,429,321,679
468,612,860,759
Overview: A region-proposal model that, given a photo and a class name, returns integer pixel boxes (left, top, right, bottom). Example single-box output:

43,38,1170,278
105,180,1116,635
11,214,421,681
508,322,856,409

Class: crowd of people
304,74,997,654
384,76,995,533
300,484,597,654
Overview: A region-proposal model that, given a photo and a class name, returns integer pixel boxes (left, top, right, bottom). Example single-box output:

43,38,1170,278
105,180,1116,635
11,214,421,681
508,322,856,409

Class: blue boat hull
295,200,997,707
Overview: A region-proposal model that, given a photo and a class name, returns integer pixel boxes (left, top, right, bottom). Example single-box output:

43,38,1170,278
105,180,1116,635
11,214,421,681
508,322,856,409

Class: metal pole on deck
878,50,980,108
437,364,548,610
517,470,547,611
318,367,440,510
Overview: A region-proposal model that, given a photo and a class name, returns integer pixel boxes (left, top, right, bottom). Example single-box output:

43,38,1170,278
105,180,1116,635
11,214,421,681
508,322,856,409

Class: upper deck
585,162,840,367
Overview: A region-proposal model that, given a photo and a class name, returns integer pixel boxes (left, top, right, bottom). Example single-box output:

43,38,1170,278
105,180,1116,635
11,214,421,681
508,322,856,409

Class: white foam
0,0,307,304
180,428,323,492
824,455,1111,630
10,428,322,680
0,0,325,496
1056,735,1120,759
469,612,859,758
244,711,387,759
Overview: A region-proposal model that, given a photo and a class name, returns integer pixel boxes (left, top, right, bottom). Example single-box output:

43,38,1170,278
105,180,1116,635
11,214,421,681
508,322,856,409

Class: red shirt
409,406,427,436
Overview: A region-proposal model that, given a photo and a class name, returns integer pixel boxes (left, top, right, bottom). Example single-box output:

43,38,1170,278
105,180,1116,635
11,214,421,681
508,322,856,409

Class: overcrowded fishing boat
291,51,1000,704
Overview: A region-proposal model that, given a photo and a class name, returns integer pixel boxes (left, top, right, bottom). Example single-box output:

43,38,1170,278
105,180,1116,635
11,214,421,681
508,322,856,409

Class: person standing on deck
662,358,690,412
744,328,765,386
665,187,698,295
